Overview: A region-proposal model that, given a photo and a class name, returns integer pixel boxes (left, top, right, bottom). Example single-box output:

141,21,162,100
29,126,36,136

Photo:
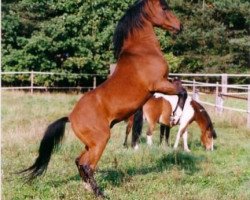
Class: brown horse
124,95,217,151
21,0,183,197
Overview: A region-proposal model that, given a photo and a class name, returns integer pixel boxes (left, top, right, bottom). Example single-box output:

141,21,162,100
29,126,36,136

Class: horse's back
143,97,171,125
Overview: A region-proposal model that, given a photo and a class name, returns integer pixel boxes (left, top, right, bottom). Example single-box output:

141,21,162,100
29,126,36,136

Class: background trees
2,0,250,86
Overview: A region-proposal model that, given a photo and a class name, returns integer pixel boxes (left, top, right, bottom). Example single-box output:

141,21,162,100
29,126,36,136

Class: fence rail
1,71,250,128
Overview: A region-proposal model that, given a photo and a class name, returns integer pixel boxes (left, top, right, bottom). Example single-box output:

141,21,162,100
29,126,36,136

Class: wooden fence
1,71,250,128
1,71,99,92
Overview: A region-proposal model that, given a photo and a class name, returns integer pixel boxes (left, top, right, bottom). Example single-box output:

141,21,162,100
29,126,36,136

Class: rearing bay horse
21,0,183,197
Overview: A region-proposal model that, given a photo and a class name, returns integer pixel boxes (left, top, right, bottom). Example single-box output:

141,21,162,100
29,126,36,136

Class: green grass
2,91,250,200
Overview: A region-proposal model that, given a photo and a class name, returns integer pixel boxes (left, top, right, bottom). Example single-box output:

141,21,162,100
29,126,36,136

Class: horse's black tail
131,108,143,148
20,117,69,181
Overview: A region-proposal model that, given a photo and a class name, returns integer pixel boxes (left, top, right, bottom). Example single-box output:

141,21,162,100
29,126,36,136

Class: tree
2,0,249,87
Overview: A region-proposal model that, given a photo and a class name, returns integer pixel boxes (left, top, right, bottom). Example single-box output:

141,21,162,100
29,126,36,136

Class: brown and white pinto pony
21,0,185,197
124,94,217,151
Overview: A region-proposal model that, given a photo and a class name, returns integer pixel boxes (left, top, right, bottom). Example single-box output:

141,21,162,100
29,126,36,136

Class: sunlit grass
2,91,250,200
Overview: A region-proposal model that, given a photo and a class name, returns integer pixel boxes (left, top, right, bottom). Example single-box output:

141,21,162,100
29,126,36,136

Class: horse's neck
192,102,208,130
122,24,162,56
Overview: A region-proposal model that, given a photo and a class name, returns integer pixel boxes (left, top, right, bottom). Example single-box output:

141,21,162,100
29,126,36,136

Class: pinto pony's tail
131,108,143,148
20,117,69,181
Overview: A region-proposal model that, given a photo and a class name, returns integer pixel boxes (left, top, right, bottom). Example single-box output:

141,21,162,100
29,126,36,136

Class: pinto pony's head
201,124,217,151
191,100,217,151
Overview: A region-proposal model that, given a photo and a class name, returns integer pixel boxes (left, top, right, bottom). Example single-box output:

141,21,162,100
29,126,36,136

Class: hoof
123,143,128,148
94,187,105,199
83,182,92,192
184,148,191,152
146,135,153,146
83,182,105,198
133,144,139,150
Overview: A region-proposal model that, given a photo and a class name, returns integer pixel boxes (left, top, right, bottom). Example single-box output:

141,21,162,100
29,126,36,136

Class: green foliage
164,53,184,73
2,0,250,86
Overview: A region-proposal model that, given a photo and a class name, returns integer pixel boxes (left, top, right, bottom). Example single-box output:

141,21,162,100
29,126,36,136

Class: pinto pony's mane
191,100,217,139
113,0,170,59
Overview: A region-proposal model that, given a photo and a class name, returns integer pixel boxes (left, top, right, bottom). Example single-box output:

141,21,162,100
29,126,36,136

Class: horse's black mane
113,0,170,59
113,0,148,59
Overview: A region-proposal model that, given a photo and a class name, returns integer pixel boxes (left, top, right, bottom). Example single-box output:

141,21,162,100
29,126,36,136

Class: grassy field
2,91,250,200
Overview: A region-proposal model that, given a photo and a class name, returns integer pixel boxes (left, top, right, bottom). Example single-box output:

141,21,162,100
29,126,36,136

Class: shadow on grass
98,151,205,187
41,151,205,193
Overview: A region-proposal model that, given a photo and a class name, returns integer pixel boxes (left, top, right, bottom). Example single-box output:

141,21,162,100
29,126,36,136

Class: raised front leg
152,79,179,95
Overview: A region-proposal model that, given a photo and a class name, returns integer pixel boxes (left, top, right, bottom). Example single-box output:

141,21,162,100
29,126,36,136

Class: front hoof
184,148,191,153
173,146,178,151
133,144,139,150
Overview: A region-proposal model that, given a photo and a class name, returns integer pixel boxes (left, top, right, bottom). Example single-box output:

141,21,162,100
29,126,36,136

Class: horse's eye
162,7,168,11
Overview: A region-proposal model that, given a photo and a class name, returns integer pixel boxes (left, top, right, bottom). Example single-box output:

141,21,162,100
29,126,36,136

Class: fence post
247,85,250,128
192,79,199,101
192,79,197,100
30,70,34,94
93,76,96,89
215,82,219,112
215,82,223,113
221,74,228,95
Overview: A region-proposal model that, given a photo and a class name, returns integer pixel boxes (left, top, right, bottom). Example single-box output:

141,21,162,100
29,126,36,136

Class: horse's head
190,100,217,151
201,123,217,151
146,0,182,34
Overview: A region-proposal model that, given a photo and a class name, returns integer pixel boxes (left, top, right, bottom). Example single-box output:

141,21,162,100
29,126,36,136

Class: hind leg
75,149,92,191
165,126,170,146
160,125,165,144
146,123,155,146
123,116,133,147
75,129,110,197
